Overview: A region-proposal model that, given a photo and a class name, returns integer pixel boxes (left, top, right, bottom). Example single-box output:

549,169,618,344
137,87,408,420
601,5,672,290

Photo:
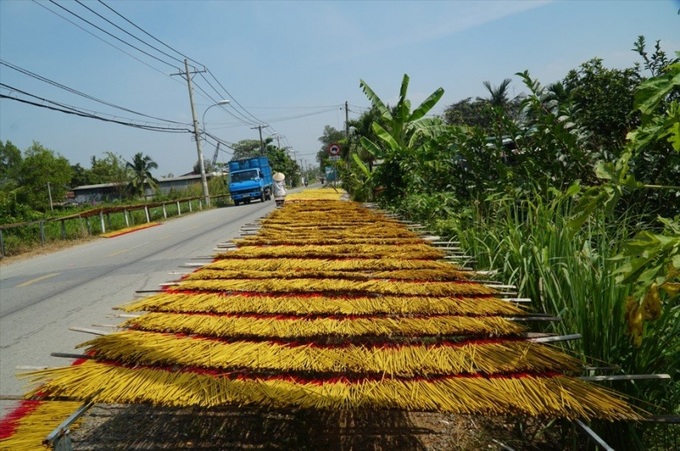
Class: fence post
100,211,106,233
86,217,92,235
61,219,67,240
162,203,167,219
176,201,181,216
0,230,4,258
199,199,203,210
189,200,193,213
145,206,150,223
39,221,46,246
124,210,130,228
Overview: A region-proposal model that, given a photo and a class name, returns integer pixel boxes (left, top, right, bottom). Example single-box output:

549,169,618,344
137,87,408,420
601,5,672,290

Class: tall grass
426,190,679,448
0,197,211,258
456,193,633,361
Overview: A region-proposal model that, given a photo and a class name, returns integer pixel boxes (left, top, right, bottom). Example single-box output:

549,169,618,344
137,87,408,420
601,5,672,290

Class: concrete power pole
251,125,266,155
47,182,54,211
175,59,210,206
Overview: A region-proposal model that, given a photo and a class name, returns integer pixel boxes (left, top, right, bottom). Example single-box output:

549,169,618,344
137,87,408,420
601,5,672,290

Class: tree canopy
18,142,72,211
231,139,264,161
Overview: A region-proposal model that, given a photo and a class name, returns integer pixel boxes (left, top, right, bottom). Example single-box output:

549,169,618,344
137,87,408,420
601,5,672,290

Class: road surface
0,200,275,418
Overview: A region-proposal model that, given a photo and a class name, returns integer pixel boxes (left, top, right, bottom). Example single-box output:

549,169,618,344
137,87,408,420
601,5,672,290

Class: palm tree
126,152,159,198
482,78,513,109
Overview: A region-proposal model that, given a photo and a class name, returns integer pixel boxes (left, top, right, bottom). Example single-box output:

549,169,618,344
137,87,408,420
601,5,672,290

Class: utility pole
173,60,210,206
251,125,266,155
345,101,349,138
47,182,53,211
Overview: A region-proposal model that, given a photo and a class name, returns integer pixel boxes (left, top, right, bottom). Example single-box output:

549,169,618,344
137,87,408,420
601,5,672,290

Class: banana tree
356,74,445,202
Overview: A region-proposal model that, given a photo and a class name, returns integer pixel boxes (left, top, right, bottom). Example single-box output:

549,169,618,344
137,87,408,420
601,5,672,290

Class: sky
1,0,678,178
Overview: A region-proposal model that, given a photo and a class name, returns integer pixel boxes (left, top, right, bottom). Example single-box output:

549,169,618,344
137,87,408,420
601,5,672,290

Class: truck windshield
230,170,259,183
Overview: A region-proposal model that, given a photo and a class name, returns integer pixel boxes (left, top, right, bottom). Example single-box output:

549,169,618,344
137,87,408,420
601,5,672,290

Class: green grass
0,197,213,258
419,191,679,449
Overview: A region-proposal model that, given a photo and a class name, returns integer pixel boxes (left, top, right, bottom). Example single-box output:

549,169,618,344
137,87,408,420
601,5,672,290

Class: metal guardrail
0,194,231,258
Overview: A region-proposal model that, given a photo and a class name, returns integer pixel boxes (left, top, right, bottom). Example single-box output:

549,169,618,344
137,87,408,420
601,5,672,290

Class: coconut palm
482,78,513,109
126,152,159,198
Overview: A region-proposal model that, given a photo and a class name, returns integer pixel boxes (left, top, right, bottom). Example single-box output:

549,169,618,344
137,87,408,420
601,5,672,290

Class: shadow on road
70,404,433,450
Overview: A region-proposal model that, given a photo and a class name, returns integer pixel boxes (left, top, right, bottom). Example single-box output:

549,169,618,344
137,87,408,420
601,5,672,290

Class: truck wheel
234,200,240,206
260,191,266,202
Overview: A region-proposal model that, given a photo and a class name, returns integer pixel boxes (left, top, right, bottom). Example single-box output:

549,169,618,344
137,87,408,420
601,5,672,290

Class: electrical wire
21,0,349,155
97,0,201,68
205,68,269,126
195,72,260,127
75,0,184,66
31,0,184,83
1,94,190,133
260,106,344,124
347,103,372,113
0,60,188,125
204,132,236,150
46,0,178,69
1,84,190,133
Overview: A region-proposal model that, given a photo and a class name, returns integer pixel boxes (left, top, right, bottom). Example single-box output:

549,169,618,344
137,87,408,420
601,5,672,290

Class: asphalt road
0,200,275,418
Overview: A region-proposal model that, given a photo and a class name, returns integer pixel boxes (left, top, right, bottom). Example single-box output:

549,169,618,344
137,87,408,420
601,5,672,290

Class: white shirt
273,180,287,197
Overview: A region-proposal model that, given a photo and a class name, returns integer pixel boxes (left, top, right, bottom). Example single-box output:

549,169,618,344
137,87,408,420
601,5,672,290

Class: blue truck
228,156,273,205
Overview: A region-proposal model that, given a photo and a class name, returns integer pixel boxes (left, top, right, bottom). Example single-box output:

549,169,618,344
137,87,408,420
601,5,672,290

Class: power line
347,103,372,113
74,0,185,66
96,0,201,67
204,132,236,150
195,72,260,127
205,68,269,126
31,0,183,82
249,104,346,110
46,0,178,69
22,1,341,155
0,59,188,125
257,106,344,124
1,93,189,133
33,0,289,138
1,84,190,133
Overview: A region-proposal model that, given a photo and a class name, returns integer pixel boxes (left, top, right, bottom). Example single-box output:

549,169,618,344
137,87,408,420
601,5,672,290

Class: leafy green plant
357,74,445,203
570,56,680,350
614,218,680,351
427,189,678,447
395,192,459,222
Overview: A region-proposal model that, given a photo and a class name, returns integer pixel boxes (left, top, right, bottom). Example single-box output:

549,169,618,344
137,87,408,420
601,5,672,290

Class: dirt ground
67,403,564,450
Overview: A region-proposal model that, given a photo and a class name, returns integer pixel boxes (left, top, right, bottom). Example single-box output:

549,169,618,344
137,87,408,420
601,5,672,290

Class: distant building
71,173,226,204
71,182,122,204
155,173,207,196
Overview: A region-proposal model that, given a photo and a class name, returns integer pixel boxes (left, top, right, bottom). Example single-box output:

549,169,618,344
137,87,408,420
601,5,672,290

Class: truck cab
228,157,273,205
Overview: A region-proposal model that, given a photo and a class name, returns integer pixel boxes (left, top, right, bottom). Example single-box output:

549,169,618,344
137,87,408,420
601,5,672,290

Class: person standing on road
272,172,287,207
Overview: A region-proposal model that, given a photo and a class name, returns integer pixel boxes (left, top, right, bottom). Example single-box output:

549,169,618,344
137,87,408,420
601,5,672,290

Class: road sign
328,143,340,156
